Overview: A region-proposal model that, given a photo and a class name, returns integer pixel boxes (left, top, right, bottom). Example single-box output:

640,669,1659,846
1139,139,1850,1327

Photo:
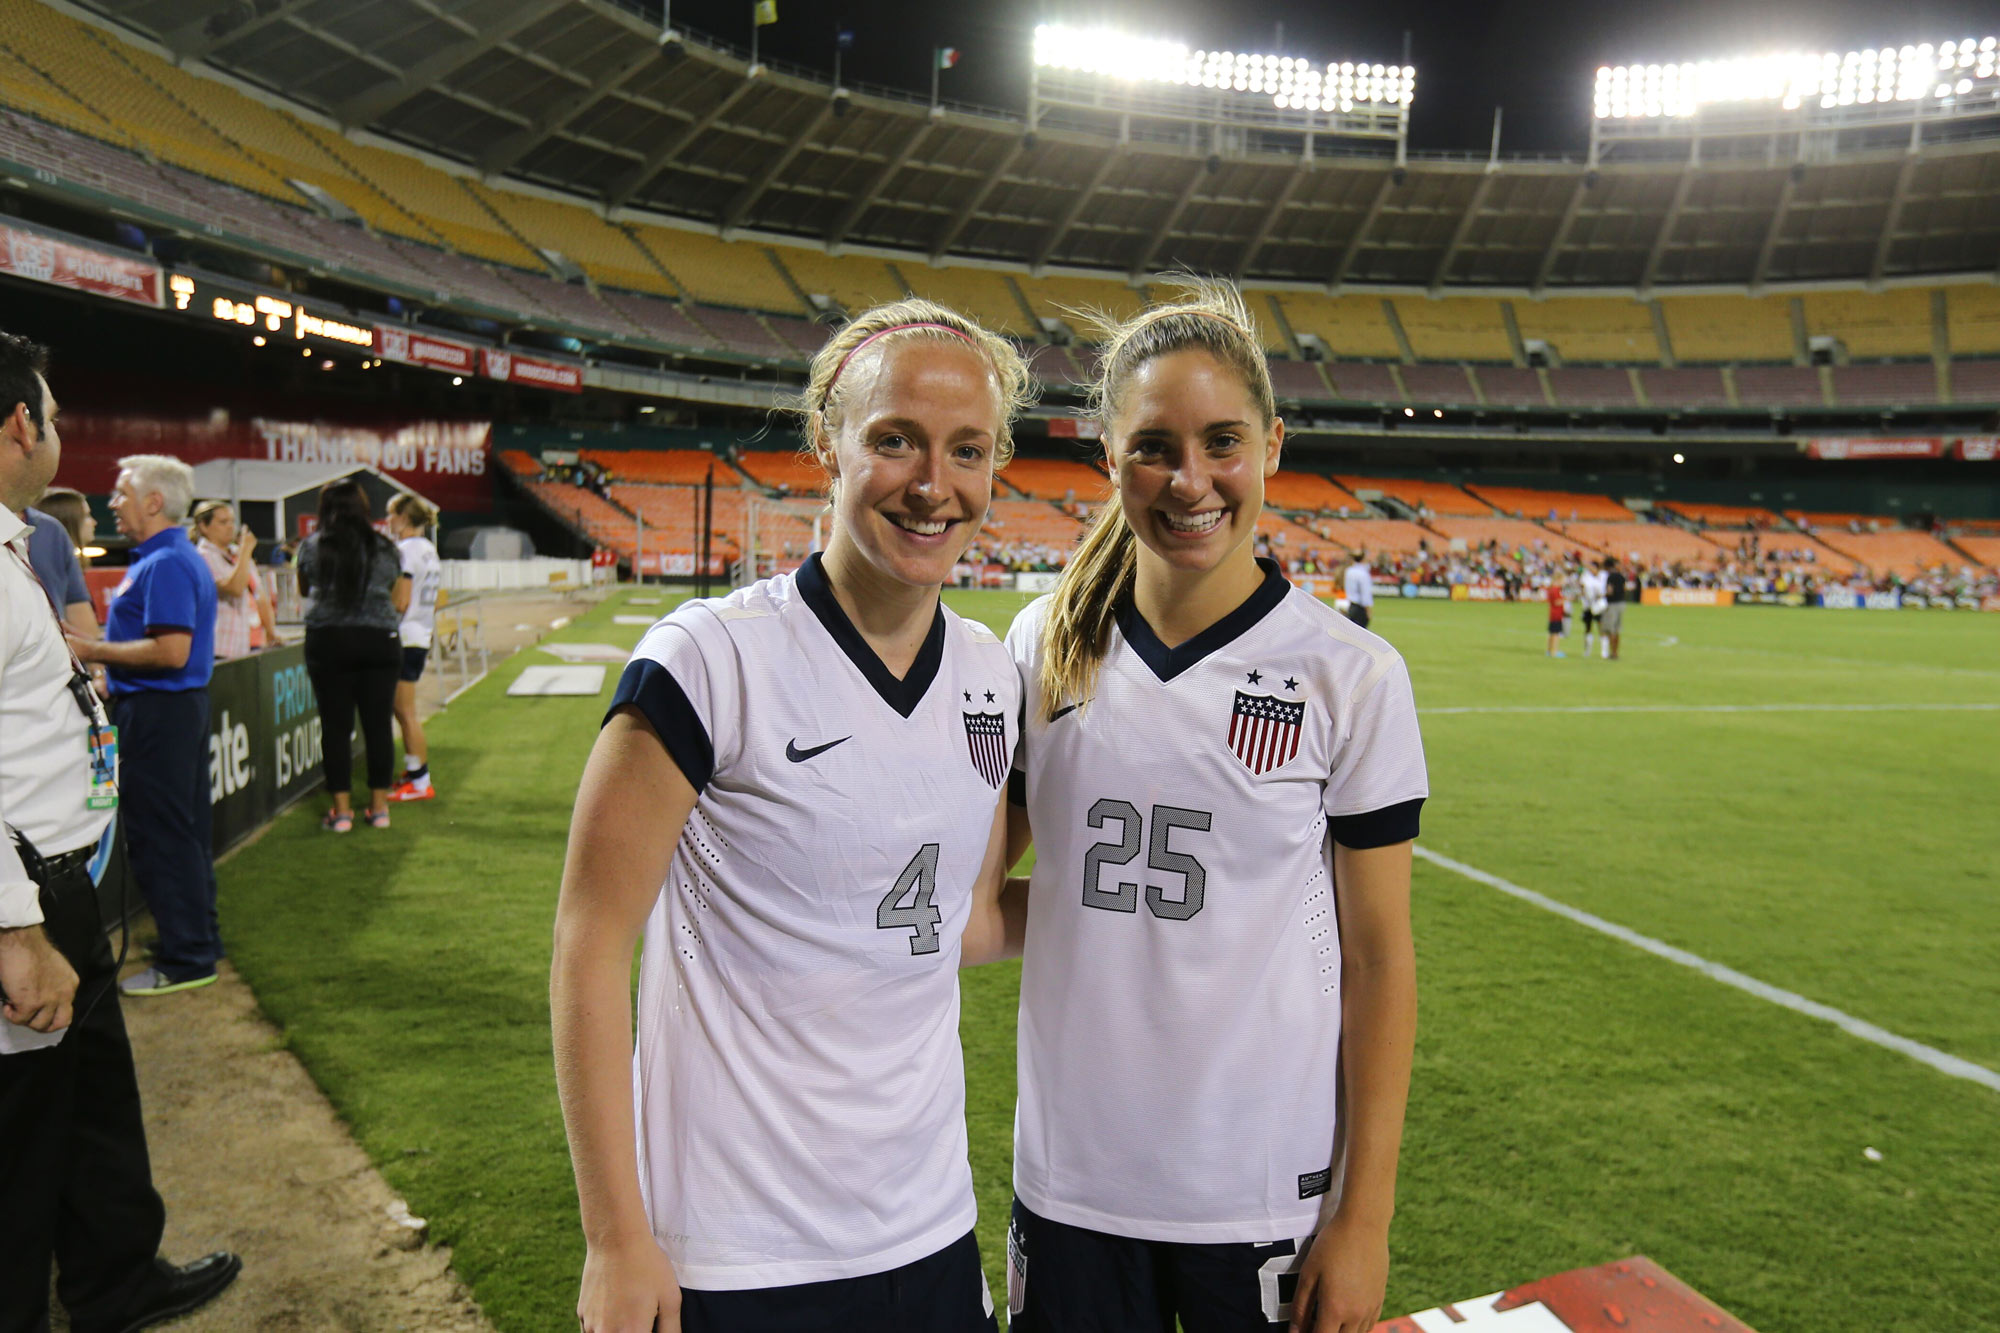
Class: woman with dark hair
296,480,409,831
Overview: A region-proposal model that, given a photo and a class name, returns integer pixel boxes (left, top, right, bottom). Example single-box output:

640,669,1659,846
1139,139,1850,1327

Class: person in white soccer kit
386,494,441,800
1579,565,1608,660
552,301,1034,1333
964,281,1428,1333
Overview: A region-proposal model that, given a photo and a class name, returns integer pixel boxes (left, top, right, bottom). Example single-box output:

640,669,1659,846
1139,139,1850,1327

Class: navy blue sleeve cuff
606,659,714,793
1328,797,1424,850
1008,769,1027,807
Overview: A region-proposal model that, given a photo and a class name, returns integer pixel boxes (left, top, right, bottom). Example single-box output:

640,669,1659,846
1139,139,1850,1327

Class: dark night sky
664,0,2000,152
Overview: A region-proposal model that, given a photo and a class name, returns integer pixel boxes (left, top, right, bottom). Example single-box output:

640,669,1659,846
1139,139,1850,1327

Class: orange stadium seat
1300,518,1435,557
525,482,638,551
1697,529,1858,577
1001,458,1111,501
1427,518,1599,563
736,450,829,493
1262,471,1363,514
1949,536,2000,571
1785,510,1893,531
1334,476,1491,516
1660,503,1780,527
979,499,1086,547
1555,521,1723,568
1809,529,1968,580
1466,486,1632,521
583,450,743,486
499,449,541,477
1256,512,1346,563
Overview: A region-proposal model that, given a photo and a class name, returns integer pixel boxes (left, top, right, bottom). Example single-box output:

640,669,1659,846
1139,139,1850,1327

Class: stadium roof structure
52,0,2000,290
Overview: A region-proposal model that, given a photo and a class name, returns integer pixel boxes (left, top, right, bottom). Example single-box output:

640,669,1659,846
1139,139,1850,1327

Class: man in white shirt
1342,549,1375,629
0,330,240,1332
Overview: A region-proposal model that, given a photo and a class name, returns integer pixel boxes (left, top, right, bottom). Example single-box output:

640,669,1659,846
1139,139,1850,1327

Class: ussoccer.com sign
207,645,327,854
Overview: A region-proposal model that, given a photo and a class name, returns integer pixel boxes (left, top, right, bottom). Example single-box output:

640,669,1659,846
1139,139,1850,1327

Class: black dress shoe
95,1252,242,1333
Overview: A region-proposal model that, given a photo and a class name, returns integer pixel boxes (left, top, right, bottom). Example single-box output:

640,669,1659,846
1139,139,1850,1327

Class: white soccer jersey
610,554,1018,1290
1581,569,1609,615
1006,561,1428,1244
397,536,442,648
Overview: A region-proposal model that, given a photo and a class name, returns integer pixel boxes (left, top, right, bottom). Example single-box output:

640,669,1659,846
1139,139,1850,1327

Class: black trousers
680,1230,996,1333
0,845,168,1333
112,690,221,983
304,625,401,795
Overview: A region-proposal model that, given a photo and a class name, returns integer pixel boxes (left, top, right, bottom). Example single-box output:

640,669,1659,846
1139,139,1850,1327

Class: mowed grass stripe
214,589,2000,1333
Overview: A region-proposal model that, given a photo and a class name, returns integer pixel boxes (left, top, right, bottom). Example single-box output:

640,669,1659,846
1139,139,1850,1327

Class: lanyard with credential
5,541,117,808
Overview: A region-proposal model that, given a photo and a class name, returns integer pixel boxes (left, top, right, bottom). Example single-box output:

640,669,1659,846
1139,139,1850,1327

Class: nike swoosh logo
786,736,852,763
1050,702,1087,723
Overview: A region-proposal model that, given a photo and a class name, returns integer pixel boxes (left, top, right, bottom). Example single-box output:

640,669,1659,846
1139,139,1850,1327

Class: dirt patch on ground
52,587,611,1331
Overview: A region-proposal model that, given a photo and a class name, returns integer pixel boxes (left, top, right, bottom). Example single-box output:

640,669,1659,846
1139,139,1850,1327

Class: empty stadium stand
1952,536,2000,568
1810,529,1968,579
689,306,791,360
1002,458,1110,501
1264,471,1363,513
1512,298,1659,363
1025,346,1086,388
1639,366,1733,408
1393,297,1514,362
1269,293,1403,361
1555,521,1721,567
1832,363,1936,407
1014,273,1147,332
1802,288,1933,359
636,228,806,315
1948,360,2000,404
1474,367,1548,408
1467,487,1633,521
772,247,908,316
1398,364,1476,404
1426,518,1598,563
526,481,637,551
1300,518,1434,556
1657,294,1795,363
583,450,743,486
1785,510,1891,530
1322,363,1404,403
980,499,1086,548
1733,365,1825,409
736,450,828,493
1945,285,2000,356
898,265,1035,339
1268,360,1332,402
1697,529,1858,577
1257,512,1345,563
1548,367,1638,408
1335,476,1490,516
1660,503,1779,527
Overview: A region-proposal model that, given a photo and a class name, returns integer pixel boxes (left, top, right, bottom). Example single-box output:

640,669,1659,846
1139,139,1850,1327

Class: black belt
38,844,97,878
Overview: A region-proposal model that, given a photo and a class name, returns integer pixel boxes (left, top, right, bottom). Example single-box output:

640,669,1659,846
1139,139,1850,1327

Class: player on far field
965,279,1427,1333
552,300,1033,1333
1341,549,1374,629
387,494,440,800
1580,561,1608,659
1601,555,1627,659
1545,577,1566,657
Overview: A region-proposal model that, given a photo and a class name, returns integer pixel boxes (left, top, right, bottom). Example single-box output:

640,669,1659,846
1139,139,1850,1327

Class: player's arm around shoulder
552,707,695,1333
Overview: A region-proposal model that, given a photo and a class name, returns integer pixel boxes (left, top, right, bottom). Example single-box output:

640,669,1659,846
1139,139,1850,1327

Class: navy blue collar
796,553,946,718
1115,558,1290,683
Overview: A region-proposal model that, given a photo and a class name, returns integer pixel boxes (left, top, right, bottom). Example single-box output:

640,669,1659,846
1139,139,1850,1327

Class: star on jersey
1245,670,1263,684
1228,689,1305,776
1284,677,1299,692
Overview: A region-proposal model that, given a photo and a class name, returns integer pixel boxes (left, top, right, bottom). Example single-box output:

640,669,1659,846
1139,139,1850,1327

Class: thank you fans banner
1,222,162,307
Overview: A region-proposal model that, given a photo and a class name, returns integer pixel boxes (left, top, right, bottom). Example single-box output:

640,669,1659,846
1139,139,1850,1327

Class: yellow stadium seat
1015,273,1148,335
1390,296,1513,362
898,264,1035,338
1801,288,1932,359
636,227,808,314
769,245,908,317
468,184,675,296
1269,292,1402,360
1945,285,2000,357
1658,293,1793,363
1512,297,1659,363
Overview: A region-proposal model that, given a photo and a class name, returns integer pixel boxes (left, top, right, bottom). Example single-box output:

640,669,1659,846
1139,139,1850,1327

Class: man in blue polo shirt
69,454,220,995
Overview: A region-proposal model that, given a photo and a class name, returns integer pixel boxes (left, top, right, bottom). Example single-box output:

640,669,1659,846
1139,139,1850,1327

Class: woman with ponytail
553,300,1033,1333
385,493,441,800
978,279,1429,1333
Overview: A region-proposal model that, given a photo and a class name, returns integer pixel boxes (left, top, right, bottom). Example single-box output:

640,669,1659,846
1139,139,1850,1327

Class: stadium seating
771,247,908,316
689,306,791,360
608,484,745,561
1785,510,1890,531
1831,362,1936,407
1945,285,2000,356
1014,273,1147,331
1426,518,1598,563
1025,345,1086,387
635,228,807,315
1555,521,1721,567
1300,518,1434,556
1951,535,2000,569
1660,503,1779,527
1257,512,1345,563
1473,367,1547,408
1001,458,1110,501
1334,476,1491,516
1802,288,1933,359
766,316,832,359
597,292,720,352
1639,366,1732,408
1267,360,1332,402
583,450,743,486
897,265,1035,339
1269,293,1403,360
736,450,827,493
1733,365,1825,408
1657,294,1795,363
525,481,638,549
980,499,1086,548
1547,367,1637,408
1949,360,2000,404
1511,298,1659,363
1322,363,1404,403
1392,297,1514,361
1697,529,1858,577
467,185,675,296
1809,529,1967,579
1467,487,1632,521
1263,471,1363,514
499,450,541,477
1398,364,1476,404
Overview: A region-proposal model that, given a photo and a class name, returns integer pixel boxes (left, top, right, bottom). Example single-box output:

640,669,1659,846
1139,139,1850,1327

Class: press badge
86,720,118,811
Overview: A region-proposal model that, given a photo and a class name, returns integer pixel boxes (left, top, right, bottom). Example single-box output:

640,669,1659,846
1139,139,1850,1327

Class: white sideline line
1413,846,2000,1095
1421,702,2000,716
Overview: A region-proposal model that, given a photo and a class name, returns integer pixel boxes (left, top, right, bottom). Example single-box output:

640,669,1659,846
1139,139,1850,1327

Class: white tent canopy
188,459,421,506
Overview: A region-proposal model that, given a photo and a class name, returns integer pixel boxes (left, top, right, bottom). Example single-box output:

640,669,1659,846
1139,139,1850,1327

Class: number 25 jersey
610,555,1018,1289
1006,562,1428,1243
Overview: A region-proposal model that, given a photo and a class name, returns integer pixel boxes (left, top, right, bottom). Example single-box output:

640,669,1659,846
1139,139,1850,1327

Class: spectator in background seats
69,454,223,997
297,480,410,832
191,500,277,659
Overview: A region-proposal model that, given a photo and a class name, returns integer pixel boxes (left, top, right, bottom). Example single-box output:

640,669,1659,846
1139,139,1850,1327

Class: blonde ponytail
1037,275,1275,721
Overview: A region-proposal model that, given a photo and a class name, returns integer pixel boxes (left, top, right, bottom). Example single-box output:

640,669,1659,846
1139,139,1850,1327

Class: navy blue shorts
1006,1198,1311,1333
680,1229,996,1333
398,646,429,683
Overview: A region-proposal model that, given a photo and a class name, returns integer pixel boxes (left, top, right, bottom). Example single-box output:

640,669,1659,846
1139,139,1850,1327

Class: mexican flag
936,47,959,69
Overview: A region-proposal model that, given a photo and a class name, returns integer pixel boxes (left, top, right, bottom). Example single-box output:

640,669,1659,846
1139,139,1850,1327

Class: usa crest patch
963,711,1009,787
1228,690,1303,775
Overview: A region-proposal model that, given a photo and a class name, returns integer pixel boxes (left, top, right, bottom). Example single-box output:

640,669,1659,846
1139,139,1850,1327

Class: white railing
439,558,611,592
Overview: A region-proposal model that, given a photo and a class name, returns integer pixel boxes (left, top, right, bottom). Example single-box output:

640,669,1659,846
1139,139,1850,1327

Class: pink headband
826,322,979,397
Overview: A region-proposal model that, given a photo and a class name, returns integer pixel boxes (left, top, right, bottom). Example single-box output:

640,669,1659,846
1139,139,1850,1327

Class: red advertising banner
1374,1255,1752,1332
1805,436,1945,460
1956,435,2000,461
374,325,477,373
55,412,495,512
1,224,162,307
480,346,584,394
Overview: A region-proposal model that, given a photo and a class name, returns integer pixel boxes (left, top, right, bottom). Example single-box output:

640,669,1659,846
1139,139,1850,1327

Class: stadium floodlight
1032,23,1415,109
1593,36,2000,118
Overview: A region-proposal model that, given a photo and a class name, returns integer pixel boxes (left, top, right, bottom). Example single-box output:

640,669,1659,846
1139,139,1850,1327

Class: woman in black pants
297,481,410,831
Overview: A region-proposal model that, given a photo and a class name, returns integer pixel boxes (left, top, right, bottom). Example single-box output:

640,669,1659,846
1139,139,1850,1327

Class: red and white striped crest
963,711,1009,788
1228,691,1303,776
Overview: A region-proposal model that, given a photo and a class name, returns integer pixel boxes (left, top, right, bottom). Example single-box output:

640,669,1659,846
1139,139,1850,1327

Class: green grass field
216,589,2000,1330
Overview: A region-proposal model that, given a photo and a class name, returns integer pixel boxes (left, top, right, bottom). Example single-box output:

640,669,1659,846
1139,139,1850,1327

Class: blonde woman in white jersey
386,494,441,801
552,301,1033,1333
966,280,1428,1333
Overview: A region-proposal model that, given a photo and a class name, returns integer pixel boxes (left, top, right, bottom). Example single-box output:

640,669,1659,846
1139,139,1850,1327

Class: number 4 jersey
610,554,1019,1289
1006,560,1428,1243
